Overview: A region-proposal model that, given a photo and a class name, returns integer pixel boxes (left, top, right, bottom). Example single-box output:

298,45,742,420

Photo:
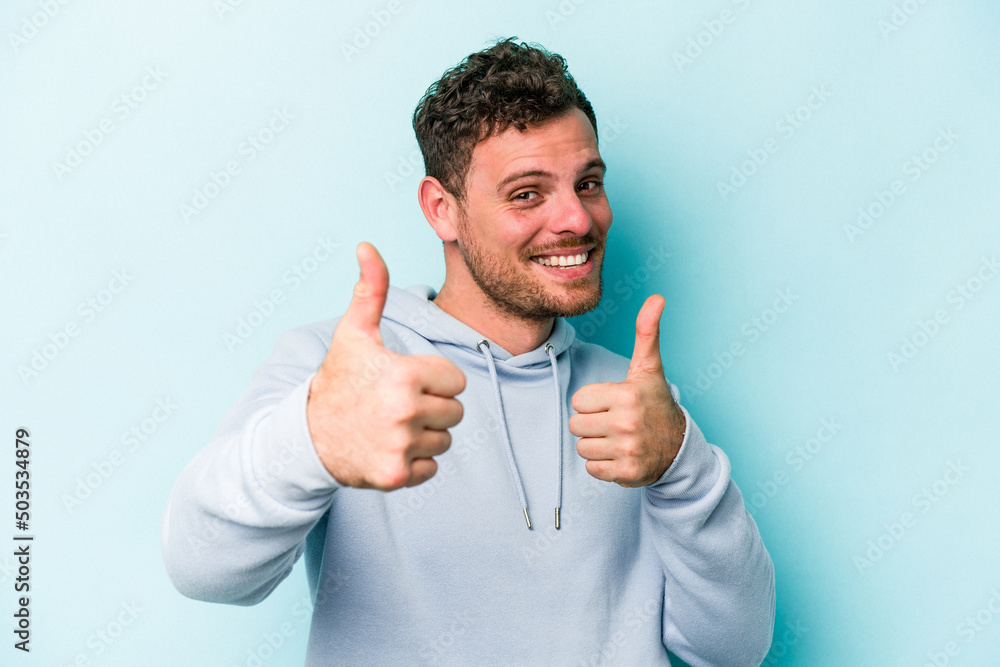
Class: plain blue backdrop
3,0,999,665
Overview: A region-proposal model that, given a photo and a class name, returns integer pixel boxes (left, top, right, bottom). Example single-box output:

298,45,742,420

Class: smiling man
426,104,609,349
162,37,775,666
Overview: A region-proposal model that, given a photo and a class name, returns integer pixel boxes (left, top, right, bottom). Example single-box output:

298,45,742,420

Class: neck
432,280,554,357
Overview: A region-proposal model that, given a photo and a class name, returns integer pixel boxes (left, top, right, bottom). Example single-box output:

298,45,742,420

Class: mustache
524,234,603,258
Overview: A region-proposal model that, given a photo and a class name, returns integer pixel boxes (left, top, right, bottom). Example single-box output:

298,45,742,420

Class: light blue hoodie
162,284,775,666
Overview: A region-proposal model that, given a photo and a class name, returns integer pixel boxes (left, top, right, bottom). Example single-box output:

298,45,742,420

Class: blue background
2,0,999,665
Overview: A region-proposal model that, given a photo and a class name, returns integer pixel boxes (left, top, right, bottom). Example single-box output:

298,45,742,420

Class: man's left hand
569,295,687,487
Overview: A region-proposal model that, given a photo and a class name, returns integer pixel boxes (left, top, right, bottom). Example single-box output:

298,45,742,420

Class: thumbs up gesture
306,242,466,491
569,295,687,487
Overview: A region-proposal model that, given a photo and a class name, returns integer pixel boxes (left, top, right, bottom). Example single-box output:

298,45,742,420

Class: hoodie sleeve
160,324,341,606
643,385,776,666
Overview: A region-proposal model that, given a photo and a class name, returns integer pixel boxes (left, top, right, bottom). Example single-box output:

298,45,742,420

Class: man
162,37,775,666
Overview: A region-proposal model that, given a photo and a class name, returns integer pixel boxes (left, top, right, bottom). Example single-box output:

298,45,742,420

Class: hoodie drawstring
476,339,563,531
544,343,563,530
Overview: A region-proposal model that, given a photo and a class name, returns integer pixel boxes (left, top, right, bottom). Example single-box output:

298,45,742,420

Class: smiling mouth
529,250,590,268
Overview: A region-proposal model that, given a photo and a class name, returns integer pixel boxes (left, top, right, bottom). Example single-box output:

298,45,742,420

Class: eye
513,190,538,201
578,179,602,193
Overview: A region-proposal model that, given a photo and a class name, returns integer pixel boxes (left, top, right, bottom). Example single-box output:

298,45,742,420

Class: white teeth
531,251,589,268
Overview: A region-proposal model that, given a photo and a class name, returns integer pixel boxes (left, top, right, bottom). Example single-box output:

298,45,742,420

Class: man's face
453,107,612,321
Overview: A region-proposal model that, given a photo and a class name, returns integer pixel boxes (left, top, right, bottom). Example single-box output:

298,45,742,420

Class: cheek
496,218,542,256
587,199,613,230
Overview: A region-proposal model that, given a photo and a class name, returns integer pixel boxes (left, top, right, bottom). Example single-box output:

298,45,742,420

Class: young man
162,37,775,666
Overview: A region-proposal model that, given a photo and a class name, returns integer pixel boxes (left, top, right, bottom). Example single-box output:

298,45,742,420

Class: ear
418,176,460,242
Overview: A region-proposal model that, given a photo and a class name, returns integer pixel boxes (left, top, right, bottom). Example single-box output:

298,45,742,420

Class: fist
307,242,466,491
569,295,686,487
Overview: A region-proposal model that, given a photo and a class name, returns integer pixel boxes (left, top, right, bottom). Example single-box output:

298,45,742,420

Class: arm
570,295,775,665
161,243,465,605
160,325,341,605
644,391,776,666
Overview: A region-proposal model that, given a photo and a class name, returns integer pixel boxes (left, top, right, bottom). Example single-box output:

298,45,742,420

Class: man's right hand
306,242,466,491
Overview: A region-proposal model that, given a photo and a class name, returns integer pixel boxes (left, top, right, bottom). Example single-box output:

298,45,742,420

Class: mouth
528,246,596,280
529,249,590,269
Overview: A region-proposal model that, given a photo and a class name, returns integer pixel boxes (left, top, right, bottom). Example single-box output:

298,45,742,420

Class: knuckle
450,399,464,425
382,429,413,458
400,395,420,420
622,463,642,482
399,363,421,388
617,387,641,408
438,430,452,451
373,462,409,490
615,439,640,460
386,359,418,388
449,365,467,393
587,461,610,482
613,415,640,435
412,459,439,486
384,394,418,424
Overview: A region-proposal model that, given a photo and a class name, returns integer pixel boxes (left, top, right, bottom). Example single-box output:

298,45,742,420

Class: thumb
626,295,665,379
338,242,390,343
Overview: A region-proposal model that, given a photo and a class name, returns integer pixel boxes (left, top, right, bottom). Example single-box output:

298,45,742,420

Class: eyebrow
495,158,607,194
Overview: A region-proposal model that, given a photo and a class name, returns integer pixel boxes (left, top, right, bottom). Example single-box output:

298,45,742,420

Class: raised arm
161,242,465,604
160,321,338,605
643,403,775,666
569,294,775,665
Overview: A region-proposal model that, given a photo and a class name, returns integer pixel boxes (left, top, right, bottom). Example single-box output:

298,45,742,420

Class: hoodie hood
381,284,576,530
381,284,577,365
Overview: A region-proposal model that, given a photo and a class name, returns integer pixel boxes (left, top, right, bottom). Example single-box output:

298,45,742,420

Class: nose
553,189,593,236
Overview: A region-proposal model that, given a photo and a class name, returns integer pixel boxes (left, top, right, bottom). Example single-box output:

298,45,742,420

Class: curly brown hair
412,36,598,208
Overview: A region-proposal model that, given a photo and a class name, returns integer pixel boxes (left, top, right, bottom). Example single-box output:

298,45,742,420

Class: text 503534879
13,427,32,652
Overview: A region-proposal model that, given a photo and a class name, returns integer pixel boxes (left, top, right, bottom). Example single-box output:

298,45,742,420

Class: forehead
467,108,602,187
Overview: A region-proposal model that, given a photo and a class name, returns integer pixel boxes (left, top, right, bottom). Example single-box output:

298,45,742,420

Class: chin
551,283,603,318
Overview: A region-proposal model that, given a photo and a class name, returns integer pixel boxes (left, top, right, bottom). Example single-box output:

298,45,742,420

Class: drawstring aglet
523,508,533,530
555,507,561,530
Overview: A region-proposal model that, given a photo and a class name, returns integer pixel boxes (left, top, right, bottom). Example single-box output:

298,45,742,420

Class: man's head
415,37,612,322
